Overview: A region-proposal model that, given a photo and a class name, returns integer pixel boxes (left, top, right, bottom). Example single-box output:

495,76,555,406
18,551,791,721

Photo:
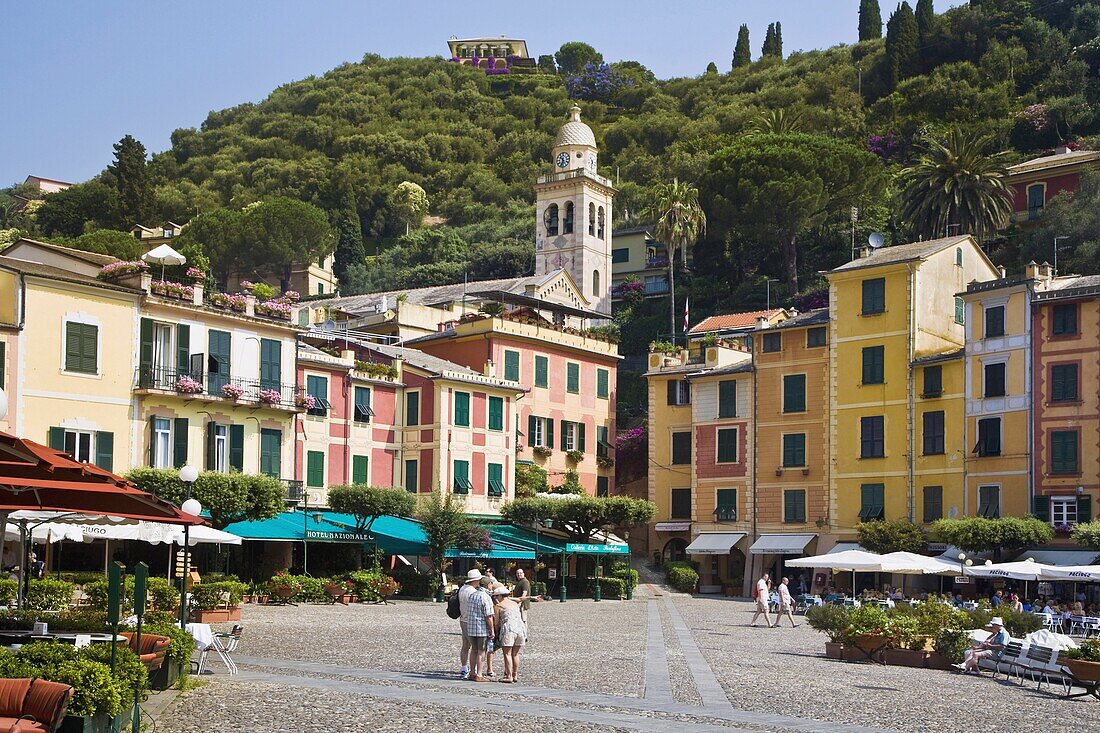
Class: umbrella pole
0,511,7,578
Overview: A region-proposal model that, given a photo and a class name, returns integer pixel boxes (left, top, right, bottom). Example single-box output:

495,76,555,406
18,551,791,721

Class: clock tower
534,106,615,315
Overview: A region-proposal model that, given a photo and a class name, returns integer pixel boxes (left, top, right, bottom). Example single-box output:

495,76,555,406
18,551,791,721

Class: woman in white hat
489,583,526,683
957,616,1008,674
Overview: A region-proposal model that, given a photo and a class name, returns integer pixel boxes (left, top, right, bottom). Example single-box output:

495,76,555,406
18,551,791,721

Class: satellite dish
868,232,885,249
322,320,336,332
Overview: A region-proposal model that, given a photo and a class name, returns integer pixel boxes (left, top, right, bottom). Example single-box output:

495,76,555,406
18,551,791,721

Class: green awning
222,511,429,556
445,547,535,560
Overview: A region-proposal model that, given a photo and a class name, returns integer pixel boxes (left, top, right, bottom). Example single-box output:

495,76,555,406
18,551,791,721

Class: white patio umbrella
141,243,187,279
786,549,885,595
879,551,959,575
964,559,1054,581
1037,565,1100,582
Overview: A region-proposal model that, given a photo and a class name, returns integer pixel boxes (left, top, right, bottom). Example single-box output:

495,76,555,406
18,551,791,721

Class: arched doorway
663,537,688,563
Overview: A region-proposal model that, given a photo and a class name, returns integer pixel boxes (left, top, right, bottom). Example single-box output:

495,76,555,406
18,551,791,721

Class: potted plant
1063,639,1100,683
258,388,283,406
566,449,584,463
532,446,552,459
596,454,614,469
882,615,928,667
220,383,246,400
806,604,850,659
295,394,317,411
175,375,204,394
844,605,890,663
186,266,206,281
929,628,969,670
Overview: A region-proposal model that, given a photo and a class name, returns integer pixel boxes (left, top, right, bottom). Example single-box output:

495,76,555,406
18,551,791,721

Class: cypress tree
762,23,776,57
332,197,365,285
733,24,752,68
914,0,935,44
107,134,151,229
885,2,919,89
858,0,883,41
774,21,783,58
706,61,718,75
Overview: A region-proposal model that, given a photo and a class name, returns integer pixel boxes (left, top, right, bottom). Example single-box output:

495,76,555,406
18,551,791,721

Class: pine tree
915,0,935,44
706,61,718,75
774,21,783,58
885,2,919,89
107,134,151,228
762,23,776,57
733,24,752,68
858,0,883,41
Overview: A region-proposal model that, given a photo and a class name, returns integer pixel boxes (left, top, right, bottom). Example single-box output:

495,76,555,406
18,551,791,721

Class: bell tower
534,106,615,315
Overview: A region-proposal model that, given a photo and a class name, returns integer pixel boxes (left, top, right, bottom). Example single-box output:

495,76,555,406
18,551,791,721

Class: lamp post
1053,236,1069,276
178,465,200,627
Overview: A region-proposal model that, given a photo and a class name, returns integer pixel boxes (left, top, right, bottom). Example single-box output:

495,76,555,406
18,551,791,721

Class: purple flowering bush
867,132,899,162
565,62,633,103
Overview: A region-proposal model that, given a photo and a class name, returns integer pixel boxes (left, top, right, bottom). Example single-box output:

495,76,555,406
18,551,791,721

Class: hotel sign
305,529,373,542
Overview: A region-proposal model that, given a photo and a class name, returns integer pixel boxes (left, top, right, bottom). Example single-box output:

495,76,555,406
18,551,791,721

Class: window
1052,304,1077,336
762,332,781,353
975,417,1001,457
593,269,600,296
862,278,885,315
955,247,963,266
597,425,612,458
64,430,93,463
782,434,807,468
563,202,574,234
404,459,418,493
1027,183,1045,219
984,306,1005,338
544,204,559,236
306,450,324,487
1051,497,1079,526
306,375,331,417
806,327,826,348
1051,430,1079,474
923,486,943,523
561,420,585,452
922,365,942,398
152,418,172,469
588,202,596,236
503,350,520,382
488,463,505,497
597,368,609,399
862,346,884,385
644,274,669,295
260,428,281,478
163,228,173,238
534,355,549,388
718,380,737,418
1051,364,1079,402
667,380,691,406
352,455,369,484
983,362,1006,398
51,427,112,470
317,283,324,295
406,391,420,426
978,485,1001,518
715,489,737,521
783,490,807,524
783,374,806,413
671,431,691,465
207,329,231,394
612,248,629,263
566,363,580,393
453,391,470,427
859,483,885,521
922,411,945,455
488,396,504,431
716,428,738,463
64,322,98,374
860,416,885,458
596,476,609,497
211,424,228,473
529,416,552,448
598,207,605,239
353,386,373,422
453,459,472,494
670,488,691,520
954,297,964,325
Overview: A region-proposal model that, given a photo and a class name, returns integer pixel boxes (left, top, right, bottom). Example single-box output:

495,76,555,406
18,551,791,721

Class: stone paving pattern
154,584,1100,733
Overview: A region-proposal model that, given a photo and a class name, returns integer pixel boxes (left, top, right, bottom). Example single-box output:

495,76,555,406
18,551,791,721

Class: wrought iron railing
283,479,304,503
134,366,300,407
714,506,738,522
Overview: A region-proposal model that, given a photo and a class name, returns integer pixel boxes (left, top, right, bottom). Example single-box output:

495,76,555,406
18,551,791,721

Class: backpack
446,589,461,619
752,585,759,599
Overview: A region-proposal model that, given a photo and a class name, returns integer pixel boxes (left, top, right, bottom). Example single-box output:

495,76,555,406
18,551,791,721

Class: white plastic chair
197,624,241,675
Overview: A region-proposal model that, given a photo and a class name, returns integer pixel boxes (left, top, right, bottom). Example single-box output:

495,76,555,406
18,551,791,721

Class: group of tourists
453,567,531,683
749,573,799,628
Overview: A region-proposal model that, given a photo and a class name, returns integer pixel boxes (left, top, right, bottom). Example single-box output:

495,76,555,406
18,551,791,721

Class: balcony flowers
186,267,206,280
98,260,148,281
175,375,204,394
151,280,194,300
221,383,246,400
210,292,248,311
256,299,293,320
282,290,301,302
258,388,283,406
532,446,552,459
295,394,317,410
239,280,255,291
566,449,585,464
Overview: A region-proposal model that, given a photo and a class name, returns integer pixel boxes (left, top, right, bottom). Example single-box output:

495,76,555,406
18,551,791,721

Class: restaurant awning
828,542,869,554
445,547,534,560
486,524,568,554
749,533,817,555
223,511,429,556
685,532,746,555
1015,549,1100,566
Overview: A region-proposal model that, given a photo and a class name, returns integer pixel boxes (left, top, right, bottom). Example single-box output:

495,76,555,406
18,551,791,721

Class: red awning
0,431,203,524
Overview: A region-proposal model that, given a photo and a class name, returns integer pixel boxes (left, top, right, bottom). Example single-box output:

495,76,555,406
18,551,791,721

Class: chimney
1054,145,1072,155
755,316,769,330
1028,261,1054,284
859,246,873,258
997,266,1006,279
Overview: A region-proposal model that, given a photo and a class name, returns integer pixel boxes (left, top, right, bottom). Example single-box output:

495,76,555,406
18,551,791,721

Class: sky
0,1,964,185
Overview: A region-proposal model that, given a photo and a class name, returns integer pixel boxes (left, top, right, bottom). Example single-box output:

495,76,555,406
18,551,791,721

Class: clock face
556,152,570,168
587,153,597,171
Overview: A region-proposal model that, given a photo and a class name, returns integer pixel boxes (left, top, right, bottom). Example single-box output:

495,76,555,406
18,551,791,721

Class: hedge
25,579,75,612
666,566,699,593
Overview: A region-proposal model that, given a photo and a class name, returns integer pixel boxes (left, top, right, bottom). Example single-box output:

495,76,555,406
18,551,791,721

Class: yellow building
609,225,671,300
827,236,998,541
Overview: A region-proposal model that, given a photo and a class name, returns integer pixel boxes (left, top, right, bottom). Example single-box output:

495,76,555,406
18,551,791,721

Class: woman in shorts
492,583,527,683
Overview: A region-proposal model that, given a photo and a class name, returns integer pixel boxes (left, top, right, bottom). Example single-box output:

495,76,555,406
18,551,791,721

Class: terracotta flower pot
925,652,954,670
1065,658,1100,683
825,642,846,660
883,648,928,668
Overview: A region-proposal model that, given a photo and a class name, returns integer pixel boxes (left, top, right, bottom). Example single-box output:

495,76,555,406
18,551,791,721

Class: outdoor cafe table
0,630,125,647
185,622,215,651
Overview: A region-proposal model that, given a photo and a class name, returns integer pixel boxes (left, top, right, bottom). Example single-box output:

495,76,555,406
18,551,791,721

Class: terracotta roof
774,308,829,330
0,256,139,295
830,235,972,273
2,238,118,267
688,309,786,334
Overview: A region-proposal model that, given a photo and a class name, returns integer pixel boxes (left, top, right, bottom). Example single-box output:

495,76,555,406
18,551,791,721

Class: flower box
883,648,928,668
190,609,230,623
59,706,133,733
175,376,204,394
824,642,846,660
209,292,248,311
220,383,246,400
1065,658,1100,683
149,659,182,691
258,388,283,406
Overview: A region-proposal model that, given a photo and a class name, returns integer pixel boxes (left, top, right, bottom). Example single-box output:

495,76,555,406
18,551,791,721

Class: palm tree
898,129,1014,240
750,108,804,135
644,179,706,341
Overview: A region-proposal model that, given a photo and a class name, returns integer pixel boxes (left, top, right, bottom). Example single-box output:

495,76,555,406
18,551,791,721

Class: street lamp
178,465,200,627
1053,236,1069,276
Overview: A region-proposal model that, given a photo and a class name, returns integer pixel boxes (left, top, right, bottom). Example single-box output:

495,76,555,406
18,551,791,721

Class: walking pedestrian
773,577,799,628
750,573,773,628
458,569,495,681
492,584,527,683
513,568,532,626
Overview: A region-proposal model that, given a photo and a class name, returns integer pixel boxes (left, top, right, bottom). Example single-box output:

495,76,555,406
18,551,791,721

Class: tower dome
554,106,596,148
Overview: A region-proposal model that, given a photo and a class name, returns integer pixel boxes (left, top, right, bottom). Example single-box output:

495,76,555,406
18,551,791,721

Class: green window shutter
862,278,885,314
504,350,520,382
578,422,586,452
207,330,231,393
923,365,942,397
528,415,537,445
535,356,548,388
783,434,806,467
560,420,568,451
923,486,943,523
718,380,737,418
229,424,244,471
667,380,677,405
954,297,964,325
717,428,738,462
139,318,154,386
546,417,554,448
65,323,97,374
260,338,281,390
173,418,188,468
488,396,504,431
352,455,369,484
147,416,158,466
1051,431,1078,474
454,391,470,426
259,428,281,477
298,308,309,327
1032,496,1050,522
354,386,373,422
488,463,504,496
0,341,5,389
48,427,65,451
860,483,885,520
1052,364,1078,402
406,392,419,426
306,450,325,487
596,476,609,497
1077,495,1093,524
597,368,609,399
783,374,806,413
567,363,580,393
453,459,470,493
784,490,806,523
176,324,190,375
862,346,884,385
404,459,418,493
94,431,113,471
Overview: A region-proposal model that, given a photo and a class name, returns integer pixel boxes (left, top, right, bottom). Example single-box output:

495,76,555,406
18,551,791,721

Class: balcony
714,506,738,522
536,168,613,188
283,479,304,504
643,280,670,296
134,366,302,411
646,255,669,268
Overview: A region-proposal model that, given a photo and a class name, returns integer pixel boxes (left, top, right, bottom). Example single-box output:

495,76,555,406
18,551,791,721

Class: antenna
868,232,885,249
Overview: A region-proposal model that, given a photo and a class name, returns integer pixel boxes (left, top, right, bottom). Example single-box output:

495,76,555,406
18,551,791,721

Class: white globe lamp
179,465,199,484
181,498,203,517
985,560,992,566
965,559,973,567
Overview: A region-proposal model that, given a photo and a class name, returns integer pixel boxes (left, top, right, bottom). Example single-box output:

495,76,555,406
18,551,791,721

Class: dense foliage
126,467,284,527
327,484,417,532
931,516,1054,557
500,495,656,540
857,519,926,554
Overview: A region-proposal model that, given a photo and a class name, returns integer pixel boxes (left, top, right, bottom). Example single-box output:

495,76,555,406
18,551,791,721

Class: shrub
934,628,970,664
7,642,144,718
1065,638,1100,661
146,577,180,612
53,659,124,718
85,577,135,615
25,579,76,612
597,576,625,598
81,643,148,702
1001,608,1043,637
0,610,108,632
388,568,433,600
610,561,639,590
911,599,964,639
666,566,698,593
884,614,920,649
806,604,850,643
0,578,17,605
663,560,697,574
845,604,890,639
192,581,250,610
144,623,196,671
59,572,107,586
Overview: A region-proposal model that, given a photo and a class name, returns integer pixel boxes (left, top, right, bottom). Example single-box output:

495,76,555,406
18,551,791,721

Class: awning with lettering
654,522,691,532
685,532,746,555
748,533,817,555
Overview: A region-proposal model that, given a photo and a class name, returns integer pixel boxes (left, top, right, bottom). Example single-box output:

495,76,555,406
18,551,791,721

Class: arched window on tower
597,206,606,239
593,269,601,297
588,203,596,236
563,202,575,234
544,204,559,236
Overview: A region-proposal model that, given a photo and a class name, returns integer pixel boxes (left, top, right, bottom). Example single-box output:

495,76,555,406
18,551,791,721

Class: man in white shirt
750,573,773,628
773,577,799,628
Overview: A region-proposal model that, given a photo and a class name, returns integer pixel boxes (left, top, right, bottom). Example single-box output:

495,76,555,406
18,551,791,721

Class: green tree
859,0,883,41
500,496,656,542
733,24,752,68
897,129,1014,240
1071,521,1100,550
762,23,777,57
705,61,718,75
240,198,335,285
885,1,920,88
389,181,429,235
176,207,242,284
417,490,486,595
931,517,1054,560
332,198,365,285
537,54,557,74
68,229,144,260
327,484,417,533
106,134,152,228
643,178,706,340
774,21,784,59
1021,171,1100,275
915,0,936,46
125,468,283,528
858,519,926,554
554,42,603,75
34,182,118,238
515,463,548,498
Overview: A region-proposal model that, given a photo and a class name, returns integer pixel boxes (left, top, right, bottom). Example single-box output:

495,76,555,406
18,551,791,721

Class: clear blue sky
0,1,963,185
